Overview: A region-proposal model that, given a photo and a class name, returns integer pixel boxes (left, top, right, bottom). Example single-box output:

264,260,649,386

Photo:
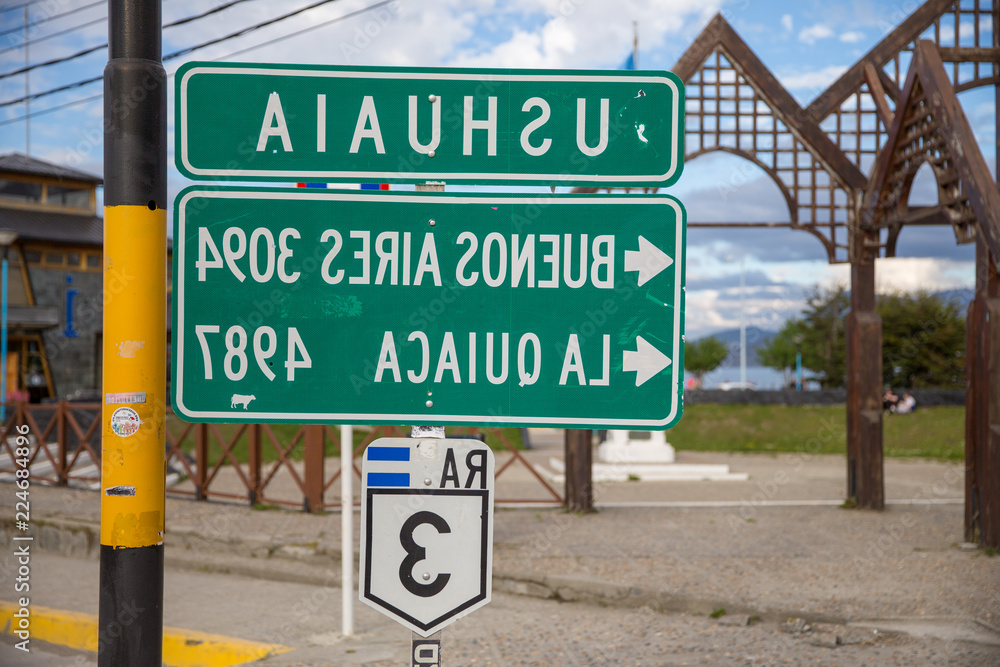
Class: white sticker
110,407,141,438
106,392,147,405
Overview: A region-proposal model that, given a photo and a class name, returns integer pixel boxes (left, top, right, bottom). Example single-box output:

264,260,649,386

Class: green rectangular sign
175,62,684,186
172,188,686,428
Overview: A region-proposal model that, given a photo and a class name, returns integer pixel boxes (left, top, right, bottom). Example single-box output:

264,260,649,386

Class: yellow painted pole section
0,602,293,666
101,205,166,548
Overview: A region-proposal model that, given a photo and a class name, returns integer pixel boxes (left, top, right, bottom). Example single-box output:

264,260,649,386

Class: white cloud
839,30,864,43
779,65,848,92
873,257,975,293
798,23,834,45
448,0,724,69
781,14,793,32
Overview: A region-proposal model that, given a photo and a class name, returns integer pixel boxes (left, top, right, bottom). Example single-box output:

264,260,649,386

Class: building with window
0,153,104,401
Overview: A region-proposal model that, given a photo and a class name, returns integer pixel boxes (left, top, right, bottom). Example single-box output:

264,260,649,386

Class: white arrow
624,236,673,287
623,336,672,387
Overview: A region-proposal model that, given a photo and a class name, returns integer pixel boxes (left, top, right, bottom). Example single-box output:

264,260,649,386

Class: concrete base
544,457,749,483
598,430,676,463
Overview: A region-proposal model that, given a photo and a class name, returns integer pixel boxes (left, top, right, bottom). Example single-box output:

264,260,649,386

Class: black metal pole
99,1,166,665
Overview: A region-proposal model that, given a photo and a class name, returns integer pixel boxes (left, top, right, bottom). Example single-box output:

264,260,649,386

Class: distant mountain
691,326,775,367
935,288,974,306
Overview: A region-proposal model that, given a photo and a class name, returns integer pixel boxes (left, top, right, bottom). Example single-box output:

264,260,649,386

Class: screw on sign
359,437,495,640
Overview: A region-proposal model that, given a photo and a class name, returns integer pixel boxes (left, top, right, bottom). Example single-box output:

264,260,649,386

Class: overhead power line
217,0,396,60
0,1,33,15
157,0,343,62
0,16,105,56
0,0,104,39
0,0,394,119
0,91,102,126
0,0,257,81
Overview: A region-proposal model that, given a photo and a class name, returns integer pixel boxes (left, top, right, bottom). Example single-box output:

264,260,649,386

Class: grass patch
669,404,964,460
166,417,523,466
709,608,726,619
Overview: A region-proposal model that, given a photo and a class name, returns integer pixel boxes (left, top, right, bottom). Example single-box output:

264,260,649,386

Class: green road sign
172,188,686,429
175,63,684,186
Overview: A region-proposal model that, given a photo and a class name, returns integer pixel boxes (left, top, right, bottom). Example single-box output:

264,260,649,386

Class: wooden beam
864,62,895,128
808,0,955,119
303,425,325,512
914,41,1000,267
937,47,1000,62
670,13,866,191
846,231,884,510
564,429,593,513
888,206,953,227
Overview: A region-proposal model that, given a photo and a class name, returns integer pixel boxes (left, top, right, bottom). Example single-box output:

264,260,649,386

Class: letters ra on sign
175,62,684,186
359,438,495,637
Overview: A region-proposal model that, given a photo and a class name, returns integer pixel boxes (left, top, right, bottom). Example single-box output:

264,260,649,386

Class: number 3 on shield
399,511,451,597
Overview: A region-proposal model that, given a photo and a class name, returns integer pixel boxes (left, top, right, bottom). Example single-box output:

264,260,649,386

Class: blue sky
0,0,994,338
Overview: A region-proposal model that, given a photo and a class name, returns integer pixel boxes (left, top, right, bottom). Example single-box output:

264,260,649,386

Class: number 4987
194,325,312,382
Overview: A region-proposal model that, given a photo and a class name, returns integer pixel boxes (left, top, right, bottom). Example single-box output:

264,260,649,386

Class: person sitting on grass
883,387,899,412
895,391,917,415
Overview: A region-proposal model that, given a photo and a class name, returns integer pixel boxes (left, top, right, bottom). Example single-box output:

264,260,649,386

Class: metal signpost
175,62,684,187
171,189,686,429
359,436,495,647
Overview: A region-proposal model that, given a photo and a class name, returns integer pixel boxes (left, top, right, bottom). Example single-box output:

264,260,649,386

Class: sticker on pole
359,437,495,637
110,407,141,437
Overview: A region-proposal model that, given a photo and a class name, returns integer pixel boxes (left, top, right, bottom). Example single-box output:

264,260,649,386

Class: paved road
3,551,998,666
0,638,95,666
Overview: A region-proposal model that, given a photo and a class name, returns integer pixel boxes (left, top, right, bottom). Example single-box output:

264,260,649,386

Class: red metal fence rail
0,402,563,510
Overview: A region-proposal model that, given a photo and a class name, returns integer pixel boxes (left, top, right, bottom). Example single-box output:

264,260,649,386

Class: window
46,185,89,209
0,179,41,203
25,246,102,272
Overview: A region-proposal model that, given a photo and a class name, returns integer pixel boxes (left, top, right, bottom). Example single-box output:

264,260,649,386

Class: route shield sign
175,62,684,186
171,188,686,429
359,437,495,636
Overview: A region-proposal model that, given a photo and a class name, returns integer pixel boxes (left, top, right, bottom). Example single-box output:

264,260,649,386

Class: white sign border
173,190,685,427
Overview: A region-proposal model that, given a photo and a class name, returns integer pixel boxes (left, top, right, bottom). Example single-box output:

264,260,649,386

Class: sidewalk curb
0,601,292,666
5,515,1000,649
0,516,843,626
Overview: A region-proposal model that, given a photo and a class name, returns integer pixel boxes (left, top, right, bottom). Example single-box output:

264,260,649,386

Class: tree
760,286,966,389
880,291,965,388
798,284,850,388
684,336,729,383
758,319,806,386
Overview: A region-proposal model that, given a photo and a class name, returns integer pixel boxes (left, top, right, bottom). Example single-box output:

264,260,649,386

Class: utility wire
0,0,343,105
0,0,104,39
157,0,342,62
0,1,33,15
0,91,102,126
0,0,388,116
0,15,105,56
217,0,396,60
0,0,258,80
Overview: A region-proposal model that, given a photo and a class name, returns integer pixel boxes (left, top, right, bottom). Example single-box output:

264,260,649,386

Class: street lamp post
725,255,747,389
738,256,746,389
0,230,19,424
793,333,804,392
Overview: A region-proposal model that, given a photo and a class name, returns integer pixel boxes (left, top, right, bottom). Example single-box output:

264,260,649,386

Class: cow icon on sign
230,394,256,409
360,437,495,637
